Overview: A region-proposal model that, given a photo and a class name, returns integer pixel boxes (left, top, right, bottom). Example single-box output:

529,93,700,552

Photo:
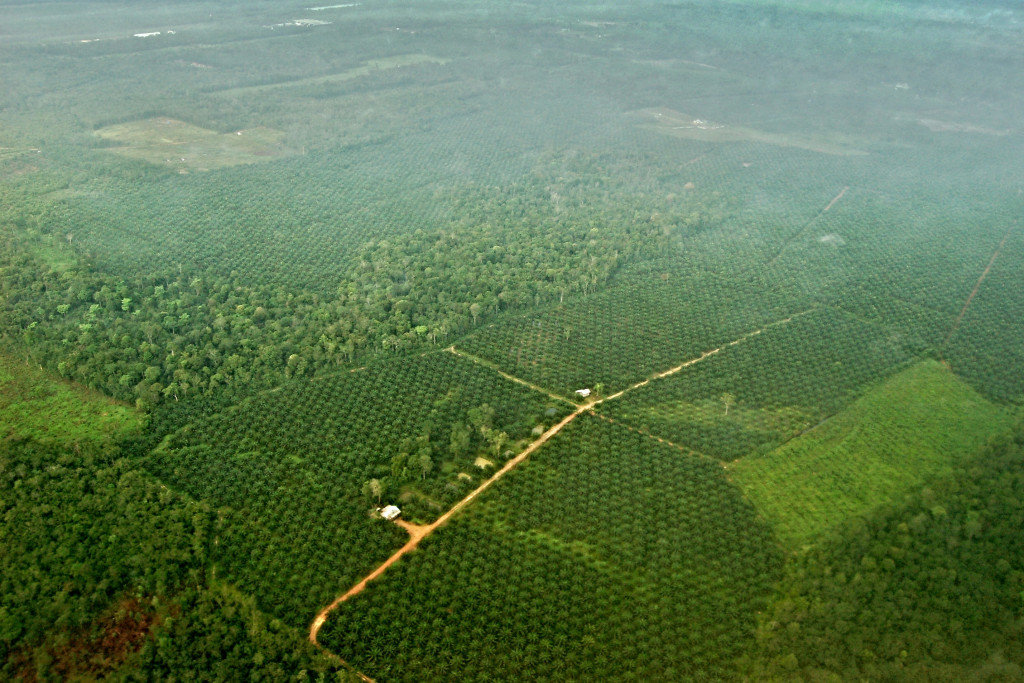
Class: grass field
96,118,291,172
729,359,1015,548
0,352,143,443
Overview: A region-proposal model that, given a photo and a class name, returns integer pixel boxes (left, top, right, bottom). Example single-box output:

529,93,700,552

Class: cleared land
215,54,450,97
0,353,142,443
633,107,868,156
95,118,290,171
729,359,1015,548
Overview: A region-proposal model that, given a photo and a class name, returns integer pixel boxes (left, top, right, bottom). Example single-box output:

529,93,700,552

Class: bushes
748,422,1024,681
145,351,568,627
0,437,209,669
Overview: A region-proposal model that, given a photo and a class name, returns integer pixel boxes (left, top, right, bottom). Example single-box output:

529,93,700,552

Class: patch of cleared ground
633,107,867,156
0,353,143,443
216,54,450,97
95,118,290,171
915,117,1011,135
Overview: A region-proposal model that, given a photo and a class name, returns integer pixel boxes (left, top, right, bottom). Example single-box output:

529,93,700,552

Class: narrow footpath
942,228,1013,349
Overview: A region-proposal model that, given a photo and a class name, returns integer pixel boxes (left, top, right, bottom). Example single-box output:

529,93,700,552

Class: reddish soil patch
11,597,166,682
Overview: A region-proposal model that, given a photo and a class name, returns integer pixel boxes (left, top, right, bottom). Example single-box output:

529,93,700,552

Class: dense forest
747,423,1024,681
2,0,1023,680
0,438,355,681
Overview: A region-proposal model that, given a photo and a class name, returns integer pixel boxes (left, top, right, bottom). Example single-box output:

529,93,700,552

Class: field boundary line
942,227,1013,350
764,186,850,268
447,345,574,404
591,412,722,465
308,308,812,666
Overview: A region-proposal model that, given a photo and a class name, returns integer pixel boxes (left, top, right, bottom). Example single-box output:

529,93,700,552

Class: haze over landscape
1,0,1022,680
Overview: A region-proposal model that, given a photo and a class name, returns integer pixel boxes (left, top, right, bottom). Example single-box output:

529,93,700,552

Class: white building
380,505,401,521
575,388,591,398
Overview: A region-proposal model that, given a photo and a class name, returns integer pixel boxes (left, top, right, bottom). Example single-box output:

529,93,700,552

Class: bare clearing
633,107,867,156
95,118,290,171
216,54,450,97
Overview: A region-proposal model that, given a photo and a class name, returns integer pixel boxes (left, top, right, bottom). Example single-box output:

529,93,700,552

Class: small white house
380,505,401,521
575,388,591,398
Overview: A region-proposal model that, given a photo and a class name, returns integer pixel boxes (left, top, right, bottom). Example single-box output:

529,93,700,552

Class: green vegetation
2,0,1023,679
0,150,717,410
0,438,204,667
748,422,1024,681
599,307,920,460
0,438,355,681
944,230,1024,403
319,415,783,681
0,352,142,443
460,263,804,396
731,360,1016,548
147,351,567,628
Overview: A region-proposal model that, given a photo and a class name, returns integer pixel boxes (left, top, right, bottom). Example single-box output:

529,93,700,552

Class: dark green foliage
601,307,918,460
0,150,713,410
460,263,806,396
0,437,208,671
319,415,783,681
749,423,1024,681
147,351,567,628
128,584,356,683
944,230,1024,403
731,360,1014,547
1,1,1024,680
0,436,358,681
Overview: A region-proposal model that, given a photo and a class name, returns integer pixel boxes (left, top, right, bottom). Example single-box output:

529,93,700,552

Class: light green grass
0,353,143,443
95,118,290,172
729,359,1014,549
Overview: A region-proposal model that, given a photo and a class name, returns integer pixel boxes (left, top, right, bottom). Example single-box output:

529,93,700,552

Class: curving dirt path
309,404,589,645
308,310,809,664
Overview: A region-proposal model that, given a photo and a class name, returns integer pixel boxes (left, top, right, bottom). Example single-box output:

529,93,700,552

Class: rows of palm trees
145,351,561,627
603,307,918,460
319,416,782,681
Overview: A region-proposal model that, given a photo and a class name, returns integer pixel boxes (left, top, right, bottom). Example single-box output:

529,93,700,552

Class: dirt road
309,311,807,653
309,403,589,644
